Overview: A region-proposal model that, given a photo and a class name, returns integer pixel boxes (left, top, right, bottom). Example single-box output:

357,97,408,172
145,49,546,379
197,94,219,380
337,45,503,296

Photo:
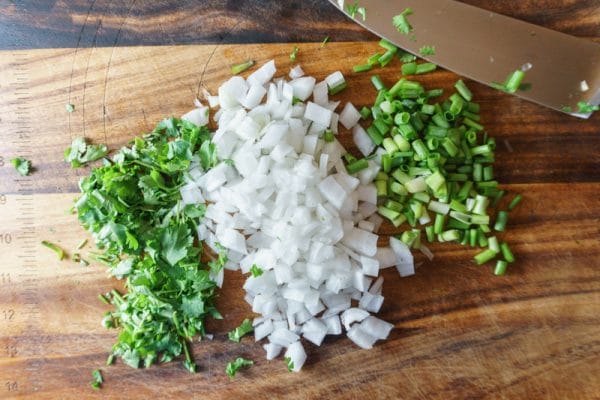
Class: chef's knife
329,0,600,118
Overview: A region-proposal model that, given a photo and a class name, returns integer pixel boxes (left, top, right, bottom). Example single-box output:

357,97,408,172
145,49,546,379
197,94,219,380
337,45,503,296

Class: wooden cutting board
0,42,599,400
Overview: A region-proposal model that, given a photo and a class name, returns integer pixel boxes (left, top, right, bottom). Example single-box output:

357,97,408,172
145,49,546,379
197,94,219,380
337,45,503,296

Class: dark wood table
0,1,598,399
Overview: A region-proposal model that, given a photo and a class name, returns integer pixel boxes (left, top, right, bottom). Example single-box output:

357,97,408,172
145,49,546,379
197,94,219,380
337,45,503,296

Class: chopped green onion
401,62,417,76
508,194,522,211
290,46,299,62
474,248,498,265
321,36,330,47
347,159,369,174
454,80,473,102
66,103,75,113
368,53,382,66
328,82,347,95
324,130,335,142
371,75,386,91
494,260,508,275
494,210,508,232
41,240,65,260
500,242,515,263
416,63,437,75
231,60,255,75
353,63,373,73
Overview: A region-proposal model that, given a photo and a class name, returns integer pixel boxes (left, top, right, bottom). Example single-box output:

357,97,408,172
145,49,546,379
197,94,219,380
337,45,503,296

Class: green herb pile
73,117,225,372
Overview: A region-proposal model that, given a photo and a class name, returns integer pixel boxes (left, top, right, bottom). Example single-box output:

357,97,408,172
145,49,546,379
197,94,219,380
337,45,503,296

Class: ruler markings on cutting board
0,52,43,397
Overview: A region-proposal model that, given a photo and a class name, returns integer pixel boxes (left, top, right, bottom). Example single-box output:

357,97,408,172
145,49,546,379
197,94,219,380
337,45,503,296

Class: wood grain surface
0,0,599,49
0,40,599,399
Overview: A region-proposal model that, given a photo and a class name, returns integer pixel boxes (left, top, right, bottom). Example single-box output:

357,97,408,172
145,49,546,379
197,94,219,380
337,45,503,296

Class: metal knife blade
330,0,600,118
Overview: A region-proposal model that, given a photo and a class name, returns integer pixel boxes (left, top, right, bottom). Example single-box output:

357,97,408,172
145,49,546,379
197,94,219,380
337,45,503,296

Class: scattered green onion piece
321,36,330,47
353,63,373,73
508,194,522,211
453,79,473,102
487,236,500,252
290,46,299,62
494,260,508,276
329,82,347,95
474,248,498,265
360,106,372,120
231,60,255,75
41,240,65,260
347,159,369,175
367,53,382,66
401,62,417,75
371,75,386,91
416,63,437,75
500,242,515,263
425,225,435,242
494,211,508,232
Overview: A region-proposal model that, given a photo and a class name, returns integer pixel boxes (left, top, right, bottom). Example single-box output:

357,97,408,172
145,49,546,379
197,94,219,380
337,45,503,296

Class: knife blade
330,0,600,118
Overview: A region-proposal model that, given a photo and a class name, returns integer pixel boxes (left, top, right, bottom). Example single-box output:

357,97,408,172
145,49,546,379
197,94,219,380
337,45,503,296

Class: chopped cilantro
11,157,31,176
419,45,436,56
577,101,599,113
228,318,253,343
72,117,224,373
346,1,366,21
249,264,263,277
398,51,416,63
393,8,413,35
225,357,254,378
90,369,103,390
64,137,108,168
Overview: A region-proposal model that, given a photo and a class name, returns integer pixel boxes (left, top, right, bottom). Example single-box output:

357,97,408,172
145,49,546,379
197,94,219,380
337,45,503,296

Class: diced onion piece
339,102,362,129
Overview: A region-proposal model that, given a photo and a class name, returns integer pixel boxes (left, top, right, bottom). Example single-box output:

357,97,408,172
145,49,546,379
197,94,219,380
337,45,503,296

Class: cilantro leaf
419,45,436,56
11,157,31,176
228,318,253,343
250,264,263,277
160,224,192,266
71,117,222,375
90,369,103,390
225,357,253,378
398,51,417,63
393,8,413,35
64,137,108,168
577,101,599,114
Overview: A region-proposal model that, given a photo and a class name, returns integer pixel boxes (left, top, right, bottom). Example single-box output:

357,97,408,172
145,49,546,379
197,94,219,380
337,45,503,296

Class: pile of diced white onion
181,60,415,371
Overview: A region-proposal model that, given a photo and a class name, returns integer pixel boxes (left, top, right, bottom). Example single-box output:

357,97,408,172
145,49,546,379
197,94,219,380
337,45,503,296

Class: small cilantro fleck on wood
11,157,31,176
228,318,253,342
90,369,103,390
64,137,108,168
225,357,254,378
